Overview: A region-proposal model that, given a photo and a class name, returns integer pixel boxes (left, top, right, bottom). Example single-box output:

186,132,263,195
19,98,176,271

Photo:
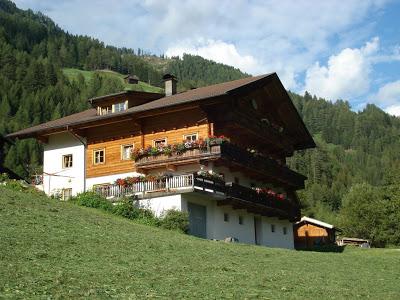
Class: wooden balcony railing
94,174,195,199
93,173,299,219
224,182,299,219
135,145,221,168
134,142,305,189
219,143,306,189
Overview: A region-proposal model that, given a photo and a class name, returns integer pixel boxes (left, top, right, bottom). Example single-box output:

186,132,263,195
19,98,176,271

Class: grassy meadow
0,186,399,299
62,68,164,94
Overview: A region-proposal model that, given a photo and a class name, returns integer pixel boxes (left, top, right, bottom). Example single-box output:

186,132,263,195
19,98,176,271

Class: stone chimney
163,74,177,96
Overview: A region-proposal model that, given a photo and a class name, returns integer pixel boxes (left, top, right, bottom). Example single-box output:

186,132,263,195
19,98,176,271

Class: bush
159,209,189,233
0,173,10,182
112,198,159,224
72,192,113,211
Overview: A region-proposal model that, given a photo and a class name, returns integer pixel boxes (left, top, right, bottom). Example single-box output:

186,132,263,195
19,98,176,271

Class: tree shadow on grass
295,245,346,253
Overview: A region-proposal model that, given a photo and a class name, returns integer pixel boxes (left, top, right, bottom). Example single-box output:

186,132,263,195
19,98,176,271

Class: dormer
88,91,164,116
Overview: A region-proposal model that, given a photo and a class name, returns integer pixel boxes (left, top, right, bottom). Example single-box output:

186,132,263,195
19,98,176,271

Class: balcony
223,182,299,220
135,145,221,169
219,143,306,189
93,173,299,220
134,142,306,189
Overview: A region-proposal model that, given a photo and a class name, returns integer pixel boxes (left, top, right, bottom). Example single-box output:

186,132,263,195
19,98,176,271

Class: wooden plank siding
294,223,335,248
86,136,141,178
85,109,210,178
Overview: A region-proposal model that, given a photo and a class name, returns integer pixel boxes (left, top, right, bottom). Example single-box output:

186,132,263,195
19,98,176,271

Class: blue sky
14,0,400,115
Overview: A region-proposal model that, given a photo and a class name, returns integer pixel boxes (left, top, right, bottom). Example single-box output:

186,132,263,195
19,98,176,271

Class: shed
124,74,139,84
294,216,337,249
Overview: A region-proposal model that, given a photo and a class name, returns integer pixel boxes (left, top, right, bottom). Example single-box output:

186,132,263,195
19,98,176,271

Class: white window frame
121,144,134,160
183,133,198,142
62,188,72,201
93,148,105,165
112,101,127,113
62,154,73,169
153,138,167,147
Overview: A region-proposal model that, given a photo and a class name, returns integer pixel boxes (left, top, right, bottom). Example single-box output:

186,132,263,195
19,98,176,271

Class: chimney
163,74,177,96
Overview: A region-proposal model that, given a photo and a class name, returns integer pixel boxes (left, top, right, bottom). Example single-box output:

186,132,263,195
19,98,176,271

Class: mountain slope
1,186,399,298
62,68,164,93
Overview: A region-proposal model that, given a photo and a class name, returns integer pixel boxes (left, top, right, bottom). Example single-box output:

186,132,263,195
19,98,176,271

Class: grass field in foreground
62,68,164,94
1,187,399,299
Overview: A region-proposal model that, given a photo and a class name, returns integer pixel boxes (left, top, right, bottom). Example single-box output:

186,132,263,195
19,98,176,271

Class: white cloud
303,37,379,101
13,0,389,90
385,105,400,116
368,80,400,115
166,39,260,75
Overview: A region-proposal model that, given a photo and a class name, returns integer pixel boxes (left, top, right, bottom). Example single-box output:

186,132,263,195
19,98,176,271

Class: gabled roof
7,73,315,150
296,216,335,229
130,74,270,113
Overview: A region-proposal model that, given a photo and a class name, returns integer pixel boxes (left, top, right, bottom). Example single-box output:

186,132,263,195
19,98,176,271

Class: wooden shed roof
296,216,335,229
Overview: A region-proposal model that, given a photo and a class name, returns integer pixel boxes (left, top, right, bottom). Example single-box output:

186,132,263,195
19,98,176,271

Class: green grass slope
63,68,164,93
1,187,400,299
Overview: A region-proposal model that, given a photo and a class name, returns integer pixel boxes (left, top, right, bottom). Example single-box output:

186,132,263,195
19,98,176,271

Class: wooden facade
294,218,337,249
85,108,210,178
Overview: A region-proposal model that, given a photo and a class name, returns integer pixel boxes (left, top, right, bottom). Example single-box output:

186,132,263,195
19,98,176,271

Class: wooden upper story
7,73,315,190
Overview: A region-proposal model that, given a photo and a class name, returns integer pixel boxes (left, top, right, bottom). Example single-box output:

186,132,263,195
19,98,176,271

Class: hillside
62,68,164,93
1,186,399,299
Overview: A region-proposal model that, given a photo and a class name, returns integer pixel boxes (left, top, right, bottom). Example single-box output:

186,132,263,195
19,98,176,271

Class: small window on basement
62,188,72,201
62,154,73,168
113,102,126,113
271,224,275,233
283,227,287,235
239,216,244,225
153,138,167,147
121,144,133,160
224,213,229,222
93,149,105,165
184,133,198,142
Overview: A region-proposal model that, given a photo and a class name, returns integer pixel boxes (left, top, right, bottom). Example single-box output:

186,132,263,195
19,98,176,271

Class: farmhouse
8,73,315,249
294,216,338,249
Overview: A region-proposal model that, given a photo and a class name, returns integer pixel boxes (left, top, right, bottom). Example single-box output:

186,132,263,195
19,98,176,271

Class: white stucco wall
261,217,294,249
137,194,182,217
180,193,294,249
43,132,86,196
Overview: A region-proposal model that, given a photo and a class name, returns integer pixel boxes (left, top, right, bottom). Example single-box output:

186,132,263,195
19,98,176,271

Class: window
62,188,72,201
239,216,244,225
154,138,167,147
224,213,229,222
62,154,73,168
271,224,275,233
234,177,240,184
99,105,112,115
184,133,198,142
93,149,105,165
251,98,258,110
283,227,287,235
113,102,126,113
121,144,133,160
